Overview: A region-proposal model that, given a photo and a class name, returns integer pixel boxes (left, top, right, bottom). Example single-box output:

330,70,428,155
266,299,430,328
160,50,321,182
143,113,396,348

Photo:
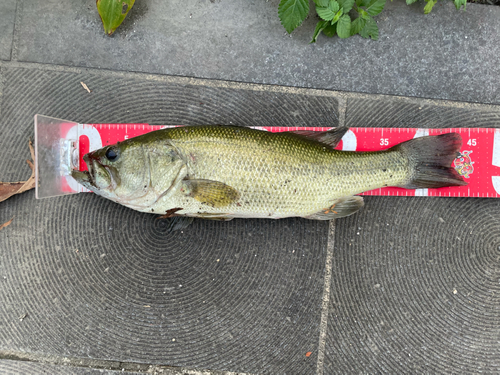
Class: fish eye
105,148,119,162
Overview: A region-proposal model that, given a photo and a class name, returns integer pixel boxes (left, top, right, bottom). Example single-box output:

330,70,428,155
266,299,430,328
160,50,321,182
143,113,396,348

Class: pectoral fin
181,179,240,208
305,196,364,220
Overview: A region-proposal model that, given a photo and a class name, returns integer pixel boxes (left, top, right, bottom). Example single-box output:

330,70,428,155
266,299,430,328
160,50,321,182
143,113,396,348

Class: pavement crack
315,219,336,375
10,0,23,61
0,350,251,374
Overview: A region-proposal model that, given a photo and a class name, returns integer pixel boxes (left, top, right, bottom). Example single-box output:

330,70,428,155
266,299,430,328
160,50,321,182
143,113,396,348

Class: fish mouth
74,152,119,192
70,153,98,190
71,169,93,189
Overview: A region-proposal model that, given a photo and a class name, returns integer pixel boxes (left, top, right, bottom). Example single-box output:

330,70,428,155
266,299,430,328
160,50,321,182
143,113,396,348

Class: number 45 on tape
33,115,500,199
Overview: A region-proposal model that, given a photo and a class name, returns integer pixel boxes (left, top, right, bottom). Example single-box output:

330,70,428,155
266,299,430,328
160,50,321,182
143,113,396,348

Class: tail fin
392,133,467,189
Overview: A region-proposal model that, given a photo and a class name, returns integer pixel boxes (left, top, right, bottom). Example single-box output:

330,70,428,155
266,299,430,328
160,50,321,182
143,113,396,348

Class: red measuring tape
34,117,500,199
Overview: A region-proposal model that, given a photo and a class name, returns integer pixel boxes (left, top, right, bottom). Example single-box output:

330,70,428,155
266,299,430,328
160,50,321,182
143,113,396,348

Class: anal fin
305,196,364,220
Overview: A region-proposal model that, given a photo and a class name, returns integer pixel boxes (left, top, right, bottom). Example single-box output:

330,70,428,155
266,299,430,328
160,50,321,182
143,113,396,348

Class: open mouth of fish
70,155,97,189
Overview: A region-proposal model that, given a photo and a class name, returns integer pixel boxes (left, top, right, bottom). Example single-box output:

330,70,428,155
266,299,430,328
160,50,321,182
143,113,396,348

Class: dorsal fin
283,126,349,149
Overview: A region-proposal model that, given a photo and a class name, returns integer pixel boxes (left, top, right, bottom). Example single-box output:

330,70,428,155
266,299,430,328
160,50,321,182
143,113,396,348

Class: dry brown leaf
0,140,36,203
80,81,91,93
0,217,14,231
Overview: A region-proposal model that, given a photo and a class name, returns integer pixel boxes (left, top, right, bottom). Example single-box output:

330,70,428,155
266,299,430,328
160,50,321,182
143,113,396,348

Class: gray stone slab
0,67,333,374
324,98,500,373
325,197,500,373
13,0,500,104
346,96,500,129
0,0,16,61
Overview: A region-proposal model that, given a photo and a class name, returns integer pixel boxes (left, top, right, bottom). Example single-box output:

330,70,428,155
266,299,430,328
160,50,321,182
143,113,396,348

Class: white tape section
413,128,430,197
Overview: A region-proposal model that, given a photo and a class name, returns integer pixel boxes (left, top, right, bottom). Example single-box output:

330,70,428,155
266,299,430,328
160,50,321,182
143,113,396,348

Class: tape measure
34,115,500,199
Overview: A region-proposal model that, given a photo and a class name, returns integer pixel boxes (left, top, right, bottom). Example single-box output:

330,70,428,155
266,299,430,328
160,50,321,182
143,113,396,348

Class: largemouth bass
71,126,466,229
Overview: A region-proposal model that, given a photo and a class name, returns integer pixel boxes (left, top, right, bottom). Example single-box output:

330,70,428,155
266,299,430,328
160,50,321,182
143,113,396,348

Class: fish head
71,140,149,203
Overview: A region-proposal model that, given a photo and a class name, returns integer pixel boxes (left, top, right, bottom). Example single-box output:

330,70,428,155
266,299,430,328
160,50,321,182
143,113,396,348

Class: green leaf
323,22,337,37
355,0,370,6
424,0,437,14
329,0,341,12
96,0,135,36
331,9,344,24
365,0,386,16
454,0,466,10
359,17,379,40
358,8,370,19
350,16,366,35
338,0,355,12
316,0,339,21
316,6,335,20
337,14,352,38
310,20,329,43
406,0,418,4
279,0,310,34
314,0,330,6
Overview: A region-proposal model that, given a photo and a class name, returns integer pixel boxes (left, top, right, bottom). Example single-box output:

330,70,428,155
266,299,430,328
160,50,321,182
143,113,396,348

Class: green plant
278,0,467,43
407,0,466,14
96,0,135,36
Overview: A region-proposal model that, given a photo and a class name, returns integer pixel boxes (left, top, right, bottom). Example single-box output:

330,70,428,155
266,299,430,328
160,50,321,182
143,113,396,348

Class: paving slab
0,66,335,374
346,96,500,129
13,0,500,104
325,99,500,373
0,0,16,61
325,196,500,373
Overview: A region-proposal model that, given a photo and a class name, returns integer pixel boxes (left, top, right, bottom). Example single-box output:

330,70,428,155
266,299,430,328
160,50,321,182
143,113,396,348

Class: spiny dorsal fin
181,179,240,208
305,196,364,220
284,126,349,149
